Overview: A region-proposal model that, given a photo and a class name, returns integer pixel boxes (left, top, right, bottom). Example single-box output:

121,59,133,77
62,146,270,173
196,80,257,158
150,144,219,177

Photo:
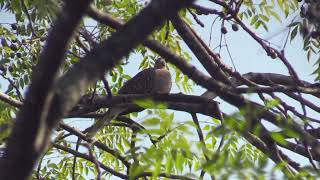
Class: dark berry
10,44,18,51
270,52,277,59
8,66,13,72
0,65,5,72
268,49,277,59
232,24,239,31
16,52,22,58
221,26,228,34
11,23,17,30
10,53,15,59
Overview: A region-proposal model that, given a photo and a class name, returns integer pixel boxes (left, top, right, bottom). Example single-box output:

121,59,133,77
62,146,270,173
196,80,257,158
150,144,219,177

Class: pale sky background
0,0,319,179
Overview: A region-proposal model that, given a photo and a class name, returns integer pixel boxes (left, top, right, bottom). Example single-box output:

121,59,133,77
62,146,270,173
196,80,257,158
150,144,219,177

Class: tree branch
52,143,128,179
59,122,130,167
0,1,92,179
70,93,221,118
0,92,23,108
171,15,230,84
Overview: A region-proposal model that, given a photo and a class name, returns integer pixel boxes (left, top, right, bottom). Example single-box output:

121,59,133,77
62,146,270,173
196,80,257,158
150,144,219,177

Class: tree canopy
0,0,320,179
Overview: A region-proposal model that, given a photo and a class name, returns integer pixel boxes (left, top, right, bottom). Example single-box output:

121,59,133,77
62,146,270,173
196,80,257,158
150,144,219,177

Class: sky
0,0,320,179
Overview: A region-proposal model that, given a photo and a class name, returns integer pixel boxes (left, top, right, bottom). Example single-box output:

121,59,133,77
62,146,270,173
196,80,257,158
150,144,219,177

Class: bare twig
102,76,112,98
20,0,38,37
52,143,127,179
191,113,212,179
59,122,130,167
187,8,204,27
83,143,102,180
1,73,23,100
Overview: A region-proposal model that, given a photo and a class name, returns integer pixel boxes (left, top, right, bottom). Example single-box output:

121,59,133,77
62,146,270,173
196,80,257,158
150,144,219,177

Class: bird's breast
153,69,172,94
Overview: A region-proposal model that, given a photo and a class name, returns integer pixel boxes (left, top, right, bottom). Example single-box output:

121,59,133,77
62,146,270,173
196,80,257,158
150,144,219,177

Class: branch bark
0,1,92,179
0,0,194,179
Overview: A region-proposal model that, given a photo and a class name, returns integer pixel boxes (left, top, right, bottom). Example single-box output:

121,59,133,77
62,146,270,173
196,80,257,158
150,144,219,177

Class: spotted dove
86,58,172,138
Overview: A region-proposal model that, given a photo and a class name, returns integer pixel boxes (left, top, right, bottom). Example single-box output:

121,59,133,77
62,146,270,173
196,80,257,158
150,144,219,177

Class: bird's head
154,58,166,69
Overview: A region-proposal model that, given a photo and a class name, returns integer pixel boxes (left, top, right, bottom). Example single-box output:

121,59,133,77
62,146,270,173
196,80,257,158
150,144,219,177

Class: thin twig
83,143,101,180
102,76,112,98
1,73,23,100
52,143,127,179
20,0,38,37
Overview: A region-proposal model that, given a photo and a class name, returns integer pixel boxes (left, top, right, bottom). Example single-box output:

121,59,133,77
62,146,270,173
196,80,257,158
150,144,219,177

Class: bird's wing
118,68,155,94
86,68,156,138
86,64,172,138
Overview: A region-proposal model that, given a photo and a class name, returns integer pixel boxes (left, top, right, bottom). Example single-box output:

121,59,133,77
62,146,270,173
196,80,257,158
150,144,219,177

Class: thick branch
279,140,320,161
70,93,221,118
171,15,230,84
0,1,92,179
241,73,317,87
1,1,194,179
135,172,196,180
235,86,320,95
0,92,23,108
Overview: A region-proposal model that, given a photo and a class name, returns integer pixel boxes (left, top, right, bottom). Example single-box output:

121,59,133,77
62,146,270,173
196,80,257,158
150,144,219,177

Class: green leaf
290,26,298,41
269,11,281,22
259,14,269,22
288,22,300,27
250,15,259,25
133,99,167,109
141,117,160,126
270,132,287,145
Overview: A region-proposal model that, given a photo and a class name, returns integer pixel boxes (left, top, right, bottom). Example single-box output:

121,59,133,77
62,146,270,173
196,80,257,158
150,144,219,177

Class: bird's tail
85,107,124,138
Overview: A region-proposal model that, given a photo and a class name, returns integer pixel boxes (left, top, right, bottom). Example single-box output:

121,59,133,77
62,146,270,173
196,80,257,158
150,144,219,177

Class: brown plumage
86,58,172,138
118,58,172,94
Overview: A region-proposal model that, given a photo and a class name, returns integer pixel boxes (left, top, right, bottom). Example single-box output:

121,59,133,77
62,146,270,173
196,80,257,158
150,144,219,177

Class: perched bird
86,58,172,138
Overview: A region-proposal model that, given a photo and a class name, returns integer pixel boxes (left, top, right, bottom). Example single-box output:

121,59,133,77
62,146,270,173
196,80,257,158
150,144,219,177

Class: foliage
0,0,320,179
